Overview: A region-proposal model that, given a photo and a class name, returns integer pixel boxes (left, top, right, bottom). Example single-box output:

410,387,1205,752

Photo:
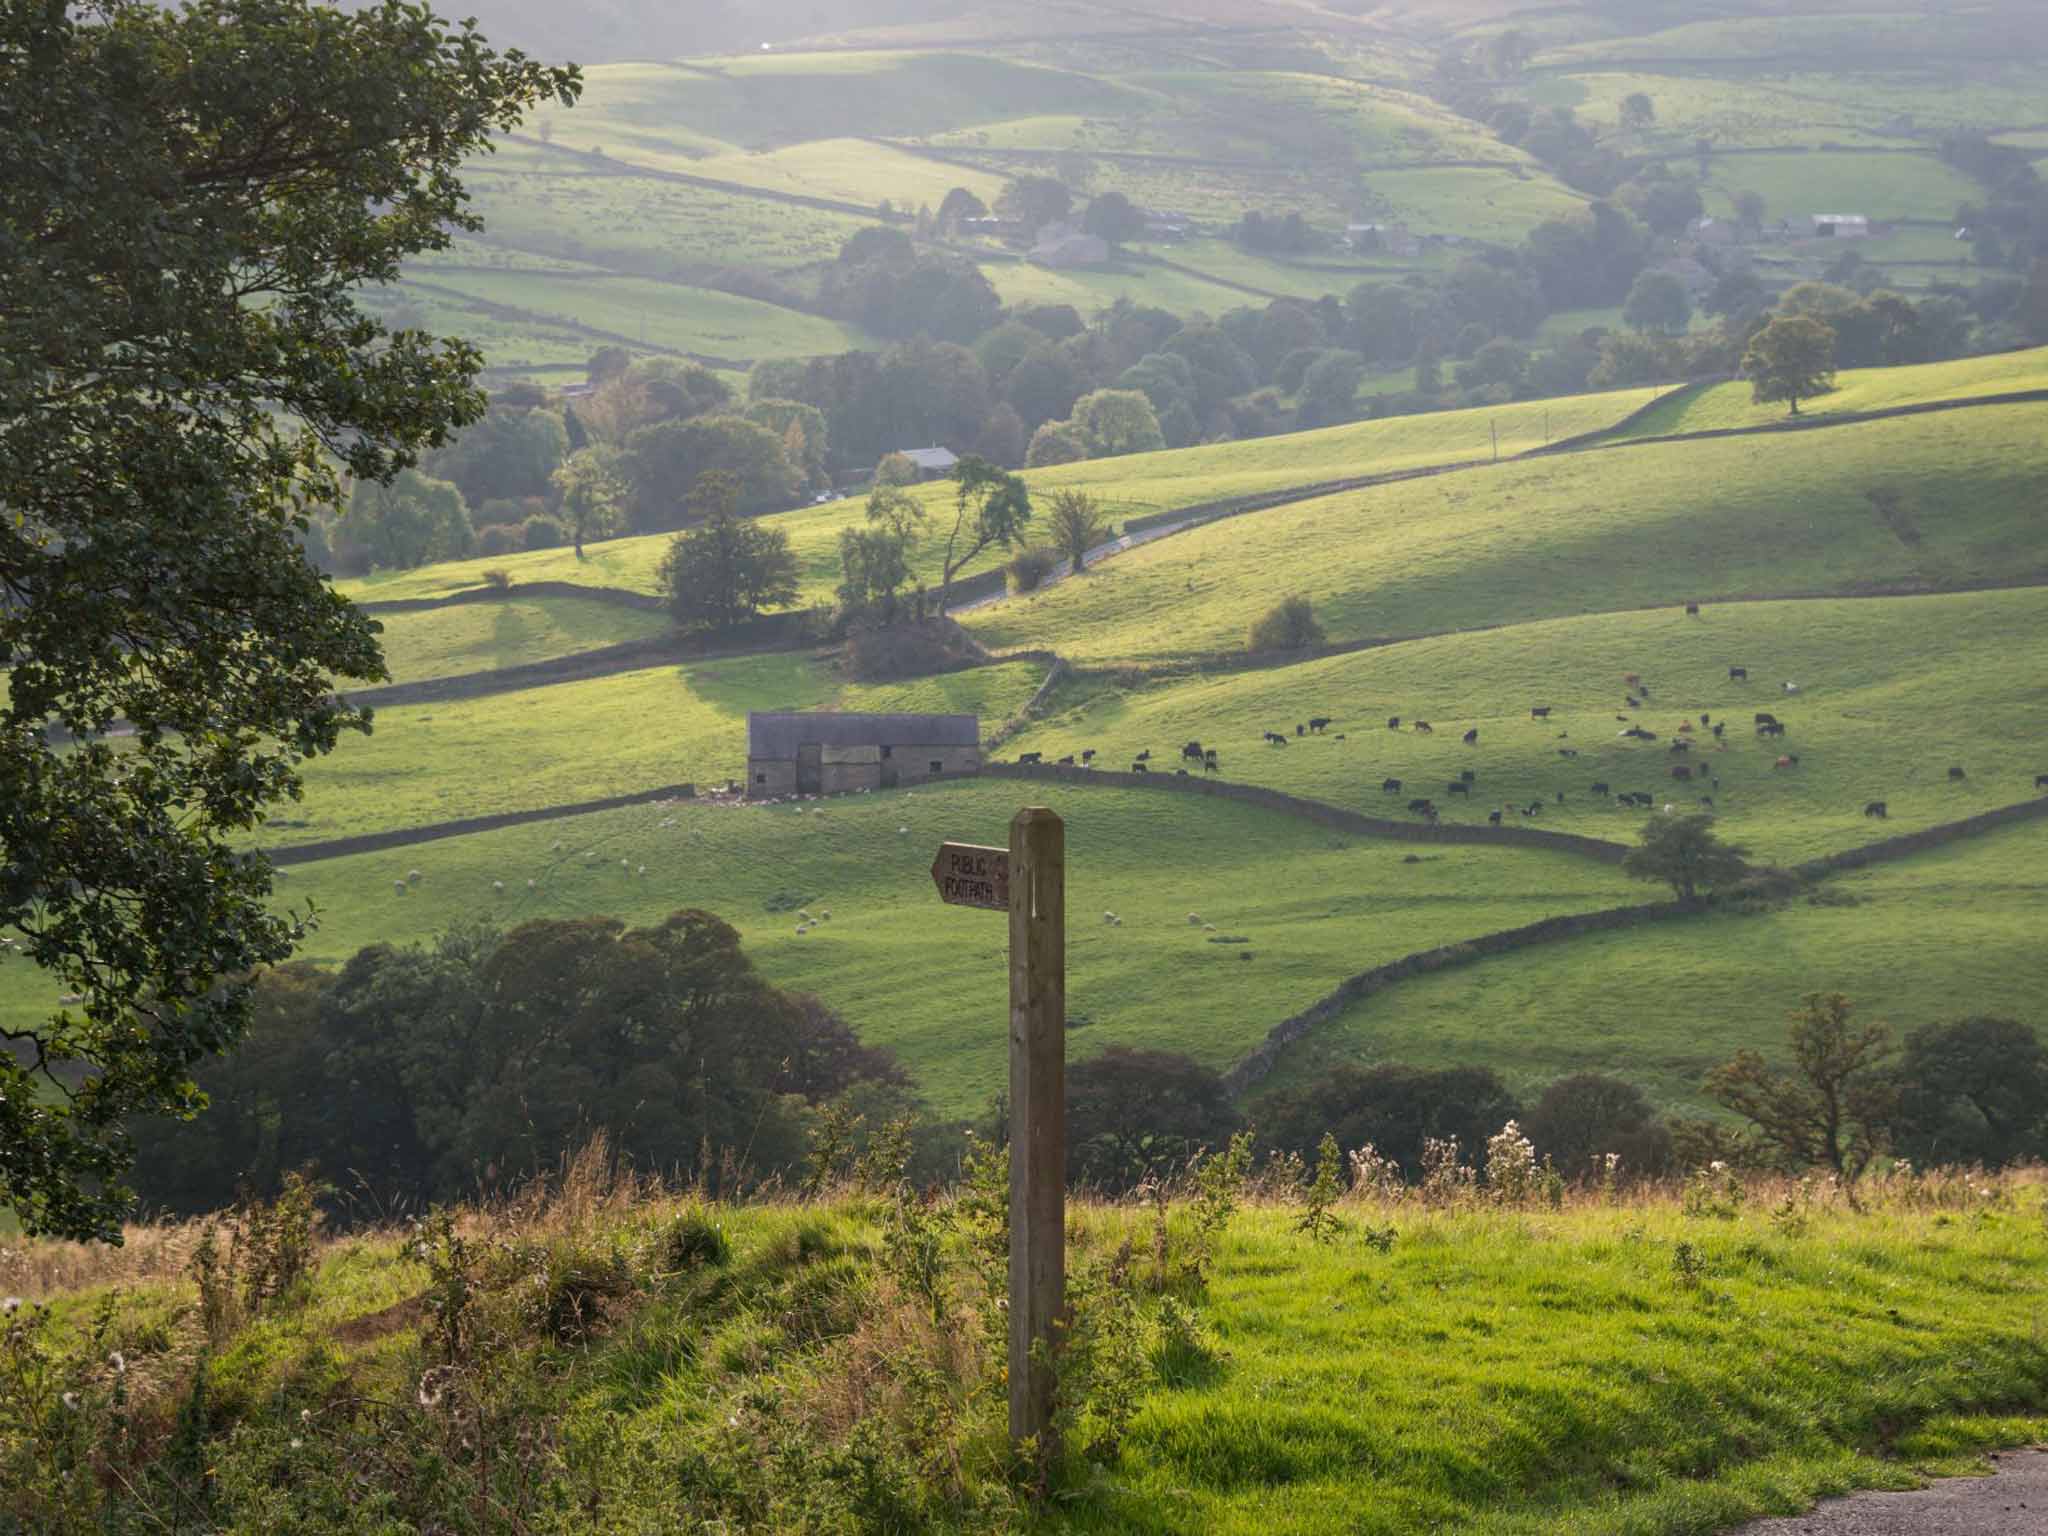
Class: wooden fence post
1007,806,1065,1454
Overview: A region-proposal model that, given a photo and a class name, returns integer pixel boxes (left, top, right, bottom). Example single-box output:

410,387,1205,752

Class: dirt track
1727,1449,2048,1535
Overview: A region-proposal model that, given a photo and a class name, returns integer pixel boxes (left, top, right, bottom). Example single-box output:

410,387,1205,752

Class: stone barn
745,712,981,798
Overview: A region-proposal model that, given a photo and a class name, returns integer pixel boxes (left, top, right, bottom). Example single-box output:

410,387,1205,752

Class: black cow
1058,755,1075,766
1523,802,1542,817
1132,762,1149,773
1263,731,1289,747
1712,723,1726,739
1685,602,1700,617
1626,694,1642,708
1671,765,1693,781
1019,752,1042,765
1531,706,1553,719
1308,717,1332,733
1699,796,1715,808
1181,741,1205,762
1296,723,1305,737
1176,767,1189,776
1381,778,1403,793
1754,712,1777,726
1864,801,1888,818
1448,781,1470,796
1638,729,1660,741
1559,748,1579,759
1407,798,1435,814
1488,809,1503,825
1629,792,1653,807
1414,720,1434,734
1759,721,1786,738
1387,716,1401,730
1949,765,1967,781
1135,749,1152,762
1460,769,1476,783
1204,755,1220,773
2036,774,2048,790
1701,713,1711,726
1730,666,1748,681
1204,748,1218,762
1462,728,1479,745
1590,781,1610,796
1080,749,1096,764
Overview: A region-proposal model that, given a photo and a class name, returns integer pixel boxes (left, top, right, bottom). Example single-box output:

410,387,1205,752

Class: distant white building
1030,222,1111,268
1810,214,1870,239
1346,221,1420,257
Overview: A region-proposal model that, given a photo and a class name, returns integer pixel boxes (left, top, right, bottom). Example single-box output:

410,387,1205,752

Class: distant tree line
126,913,911,1217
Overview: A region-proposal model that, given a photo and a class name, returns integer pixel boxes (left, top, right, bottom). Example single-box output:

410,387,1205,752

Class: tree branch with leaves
937,456,1032,614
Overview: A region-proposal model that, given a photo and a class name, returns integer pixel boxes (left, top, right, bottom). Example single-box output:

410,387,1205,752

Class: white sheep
1783,682,1800,694
527,879,537,890
1186,912,1203,926
636,864,646,876
820,909,831,920
552,840,564,853
1102,911,1121,926
406,869,422,885
491,880,505,892
394,881,407,896
898,826,910,835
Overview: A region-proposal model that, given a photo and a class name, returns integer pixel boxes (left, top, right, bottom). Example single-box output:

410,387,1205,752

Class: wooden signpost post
931,808,1065,1454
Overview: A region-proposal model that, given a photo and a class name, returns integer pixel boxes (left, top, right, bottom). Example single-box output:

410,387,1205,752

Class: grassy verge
8,1167,2046,1535
368,596,672,686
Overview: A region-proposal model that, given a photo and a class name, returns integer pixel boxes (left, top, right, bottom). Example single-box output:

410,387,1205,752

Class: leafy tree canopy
0,0,576,1240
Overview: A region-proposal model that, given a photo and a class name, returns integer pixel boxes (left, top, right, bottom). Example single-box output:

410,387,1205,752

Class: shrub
1247,593,1325,652
475,522,524,556
521,514,565,550
481,567,513,592
1007,544,1059,592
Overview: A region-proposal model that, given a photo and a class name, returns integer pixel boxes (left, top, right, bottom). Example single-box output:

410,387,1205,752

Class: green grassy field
1006,587,2048,865
368,597,671,686
247,779,1642,1116
334,386,1666,606
273,656,1048,849
963,404,2048,660
410,270,874,362
1698,152,1980,225
15,1177,2048,1536
1256,815,2048,1119
1604,347,2048,438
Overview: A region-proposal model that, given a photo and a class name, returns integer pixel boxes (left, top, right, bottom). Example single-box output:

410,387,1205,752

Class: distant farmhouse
1811,213,1870,239
1345,221,1420,257
1030,222,1111,269
746,712,981,798
893,445,959,481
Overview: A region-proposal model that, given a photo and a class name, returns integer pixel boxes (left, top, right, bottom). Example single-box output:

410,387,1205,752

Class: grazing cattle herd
1004,637,2048,831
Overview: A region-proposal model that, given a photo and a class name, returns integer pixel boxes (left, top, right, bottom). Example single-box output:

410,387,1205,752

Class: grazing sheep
406,869,423,885
394,881,408,896
1783,682,1800,694
1187,913,1203,926
1774,756,1797,769
491,880,505,893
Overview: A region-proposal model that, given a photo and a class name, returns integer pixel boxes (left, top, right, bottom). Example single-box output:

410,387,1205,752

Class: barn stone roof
746,711,980,761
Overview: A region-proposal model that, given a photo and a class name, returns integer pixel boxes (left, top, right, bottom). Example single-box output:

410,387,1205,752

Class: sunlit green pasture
983,254,1263,317
372,283,604,371
457,165,872,272
1699,151,1979,223
1604,346,2048,439
274,656,1048,848
962,404,2048,660
1256,816,2048,1120
1365,166,1588,239
1545,69,1920,148
690,138,1010,210
410,270,873,362
334,386,1663,606
251,779,1641,1116
1006,588,2048,865
367,597,672,687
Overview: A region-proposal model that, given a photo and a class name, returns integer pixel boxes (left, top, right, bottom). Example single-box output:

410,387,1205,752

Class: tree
1026,420,1088,468
1004,343,1088,430
659,478,801,631
1522,1074,1673,1183
0,0,574,1241
745,399,831,489
1045,491,1108,573
1082,191,1146,246
1623,270,1694,335
1734,189,1768,231
1296,350,1367,428
995,175,1071,235
1705,993,1898,1195
1703,270,1771,325
838,484,927,619
1247,595,1325,652
587,345,633,386
422,404,569,507
1622,814,1750,903
1620,171,1704,237
1067,1048,1239,1190
620,415,801,528
938,457,1032,613
1892,1017,2048,1170
935,185,988,234
874,451,920,487
1265,1064,1521,1172
1069,389,1166,458
339,470,475,571
974,402,1028,468
1742,313,1838,415
1619,92,1656,133
550,445,628,558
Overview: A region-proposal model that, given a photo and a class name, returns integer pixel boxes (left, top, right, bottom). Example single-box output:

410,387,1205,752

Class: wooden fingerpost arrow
930,808,1065,1458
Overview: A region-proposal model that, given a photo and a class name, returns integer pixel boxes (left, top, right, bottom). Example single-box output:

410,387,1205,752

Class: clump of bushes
1248,594,1325,651
1007,545,1059,593
521,514,566,550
